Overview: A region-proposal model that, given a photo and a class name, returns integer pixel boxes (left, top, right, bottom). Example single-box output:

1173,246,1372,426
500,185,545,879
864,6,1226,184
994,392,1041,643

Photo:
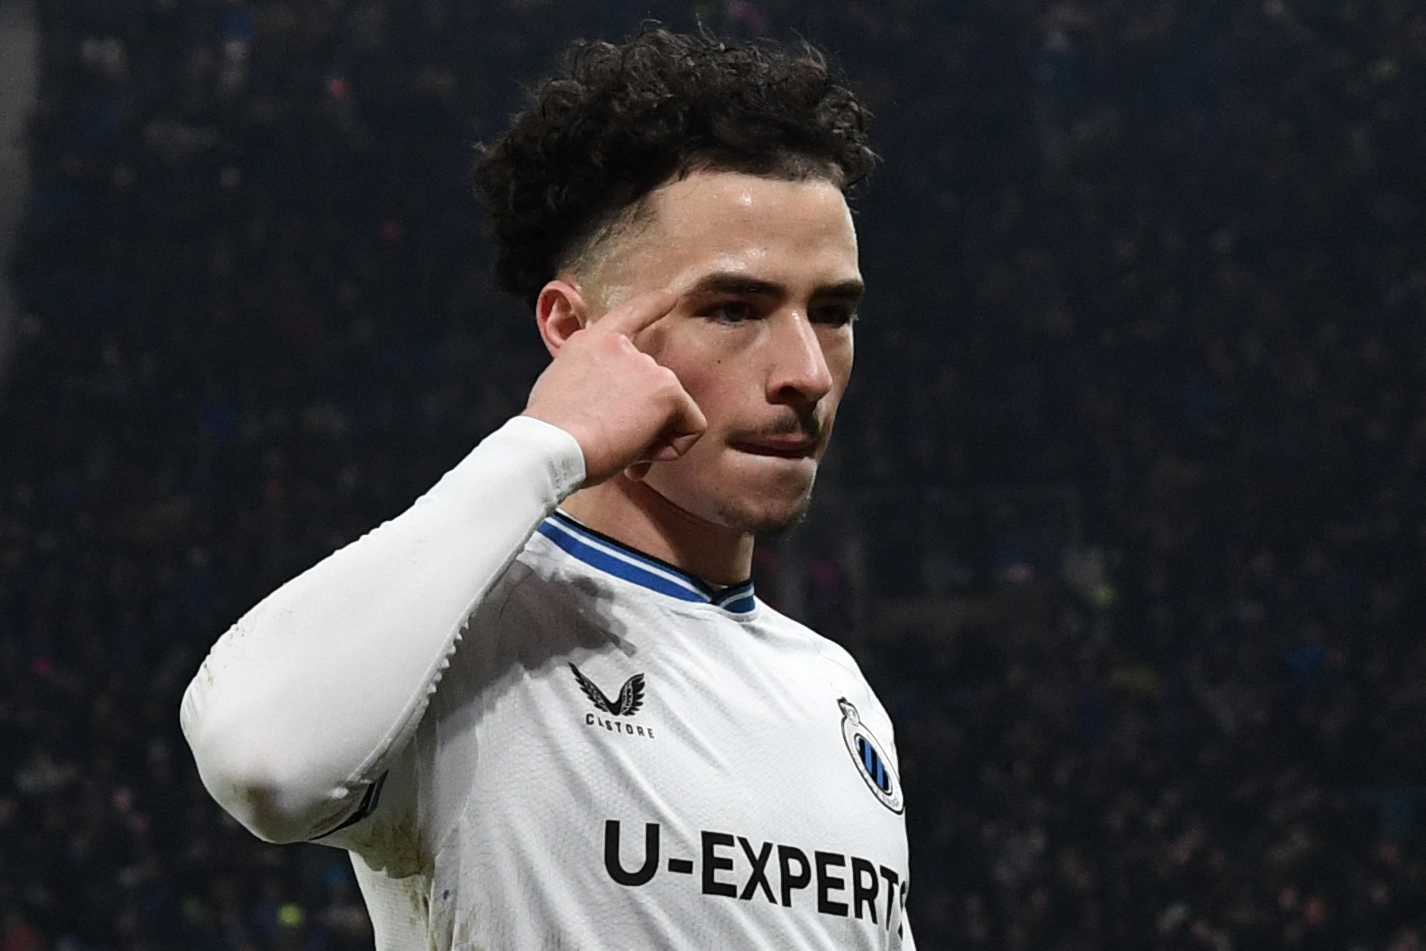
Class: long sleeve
180,416,586,844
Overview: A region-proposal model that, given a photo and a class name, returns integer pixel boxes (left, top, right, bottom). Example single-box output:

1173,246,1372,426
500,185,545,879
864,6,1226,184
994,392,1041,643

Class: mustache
733,408,826,444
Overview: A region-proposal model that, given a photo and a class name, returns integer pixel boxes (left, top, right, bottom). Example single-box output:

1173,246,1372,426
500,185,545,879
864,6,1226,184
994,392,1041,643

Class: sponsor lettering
603,820,908,936
702,831,737,897
585,712,655,738
605,820,660,886
779,844,811,907
815,851,847,916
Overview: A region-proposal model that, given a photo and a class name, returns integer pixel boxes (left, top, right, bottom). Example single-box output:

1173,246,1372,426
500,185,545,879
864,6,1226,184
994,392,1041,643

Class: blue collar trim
538,513,757,616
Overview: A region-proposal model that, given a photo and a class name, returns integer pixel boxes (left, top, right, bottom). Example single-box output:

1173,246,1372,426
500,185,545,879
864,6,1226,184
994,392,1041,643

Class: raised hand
523,289,707,486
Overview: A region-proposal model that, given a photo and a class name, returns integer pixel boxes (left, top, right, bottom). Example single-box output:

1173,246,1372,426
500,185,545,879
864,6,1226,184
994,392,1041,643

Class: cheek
677,362,739,424
825,334,855,395
655,331,744,417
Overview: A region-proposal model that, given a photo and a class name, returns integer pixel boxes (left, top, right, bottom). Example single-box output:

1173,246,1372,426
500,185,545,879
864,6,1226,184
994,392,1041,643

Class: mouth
729,437,818,459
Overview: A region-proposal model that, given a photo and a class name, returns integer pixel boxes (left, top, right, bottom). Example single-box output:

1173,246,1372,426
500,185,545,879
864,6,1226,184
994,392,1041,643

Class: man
182,28,914,949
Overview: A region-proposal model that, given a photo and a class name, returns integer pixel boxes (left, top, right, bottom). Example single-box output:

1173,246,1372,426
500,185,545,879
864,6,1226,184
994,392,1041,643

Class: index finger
590,289,679,340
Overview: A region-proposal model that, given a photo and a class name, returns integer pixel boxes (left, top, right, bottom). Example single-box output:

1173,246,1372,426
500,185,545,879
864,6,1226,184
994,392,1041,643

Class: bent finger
648,430,703,461
671,393,707,440
623,461,654,482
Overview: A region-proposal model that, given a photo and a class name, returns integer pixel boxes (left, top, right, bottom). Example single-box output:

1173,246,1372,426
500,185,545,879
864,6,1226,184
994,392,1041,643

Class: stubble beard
718,471,818,539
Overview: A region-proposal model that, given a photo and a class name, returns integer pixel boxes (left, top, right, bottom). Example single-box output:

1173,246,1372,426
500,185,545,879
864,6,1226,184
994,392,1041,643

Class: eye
812,304,859,327
703,300,757,323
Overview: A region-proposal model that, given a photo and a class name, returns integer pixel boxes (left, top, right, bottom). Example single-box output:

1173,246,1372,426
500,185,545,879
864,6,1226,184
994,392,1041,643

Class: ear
534,279,589,358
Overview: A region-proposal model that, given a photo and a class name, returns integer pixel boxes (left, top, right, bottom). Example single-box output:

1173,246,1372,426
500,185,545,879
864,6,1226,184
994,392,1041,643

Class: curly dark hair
472,27,877,307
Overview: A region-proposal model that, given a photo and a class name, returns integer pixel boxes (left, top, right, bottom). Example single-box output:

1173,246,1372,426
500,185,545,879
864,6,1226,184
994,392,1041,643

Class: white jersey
181,417,914,950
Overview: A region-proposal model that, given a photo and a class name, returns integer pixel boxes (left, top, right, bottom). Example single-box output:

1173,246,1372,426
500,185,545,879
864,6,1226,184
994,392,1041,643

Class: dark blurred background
3,0,1426,948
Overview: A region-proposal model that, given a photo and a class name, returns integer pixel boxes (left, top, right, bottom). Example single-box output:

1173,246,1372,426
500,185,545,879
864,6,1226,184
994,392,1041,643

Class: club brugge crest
839,698,904,814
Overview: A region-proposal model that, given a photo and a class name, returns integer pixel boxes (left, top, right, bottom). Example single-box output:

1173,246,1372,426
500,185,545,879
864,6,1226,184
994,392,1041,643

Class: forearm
180,416,585,843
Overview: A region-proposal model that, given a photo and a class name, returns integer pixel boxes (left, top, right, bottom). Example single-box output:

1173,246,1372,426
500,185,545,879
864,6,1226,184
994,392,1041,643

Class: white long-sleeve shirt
182,416,915,950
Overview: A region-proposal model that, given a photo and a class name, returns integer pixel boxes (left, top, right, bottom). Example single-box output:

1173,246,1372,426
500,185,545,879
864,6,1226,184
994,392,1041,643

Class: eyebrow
685,272,866,303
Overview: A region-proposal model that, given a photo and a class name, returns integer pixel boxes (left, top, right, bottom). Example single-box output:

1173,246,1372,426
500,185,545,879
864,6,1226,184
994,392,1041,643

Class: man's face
586,169,862,535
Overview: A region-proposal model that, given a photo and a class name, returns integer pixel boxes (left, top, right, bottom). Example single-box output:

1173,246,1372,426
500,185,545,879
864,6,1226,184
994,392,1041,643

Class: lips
729,437,817,458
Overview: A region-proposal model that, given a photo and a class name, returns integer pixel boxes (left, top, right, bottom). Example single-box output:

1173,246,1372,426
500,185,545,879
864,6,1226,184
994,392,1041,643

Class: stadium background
2,0,1426,947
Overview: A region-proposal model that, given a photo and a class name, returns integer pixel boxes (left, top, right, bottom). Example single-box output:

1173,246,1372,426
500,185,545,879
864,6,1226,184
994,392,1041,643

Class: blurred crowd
2,0,1425,948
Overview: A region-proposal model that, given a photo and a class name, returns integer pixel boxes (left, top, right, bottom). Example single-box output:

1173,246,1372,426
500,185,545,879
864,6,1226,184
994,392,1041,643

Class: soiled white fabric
181,415,915,950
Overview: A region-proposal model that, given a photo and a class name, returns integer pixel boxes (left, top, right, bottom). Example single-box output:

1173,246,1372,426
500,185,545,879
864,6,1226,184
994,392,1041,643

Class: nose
767,309,834,406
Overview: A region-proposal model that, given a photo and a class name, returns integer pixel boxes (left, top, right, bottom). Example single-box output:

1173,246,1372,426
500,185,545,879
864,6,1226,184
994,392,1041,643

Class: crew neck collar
537,512,757,615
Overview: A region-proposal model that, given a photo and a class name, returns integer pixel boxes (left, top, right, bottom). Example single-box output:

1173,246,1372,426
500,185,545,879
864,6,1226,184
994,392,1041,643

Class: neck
560,477,754,586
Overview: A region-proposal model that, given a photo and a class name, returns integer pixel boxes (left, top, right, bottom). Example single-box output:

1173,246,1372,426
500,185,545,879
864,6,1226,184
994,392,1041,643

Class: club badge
839,698,904,814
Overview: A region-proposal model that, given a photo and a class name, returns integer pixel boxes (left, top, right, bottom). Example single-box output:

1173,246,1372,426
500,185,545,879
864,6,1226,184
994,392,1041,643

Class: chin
749,499,814,538
645,452,820,536
710,479,817,537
